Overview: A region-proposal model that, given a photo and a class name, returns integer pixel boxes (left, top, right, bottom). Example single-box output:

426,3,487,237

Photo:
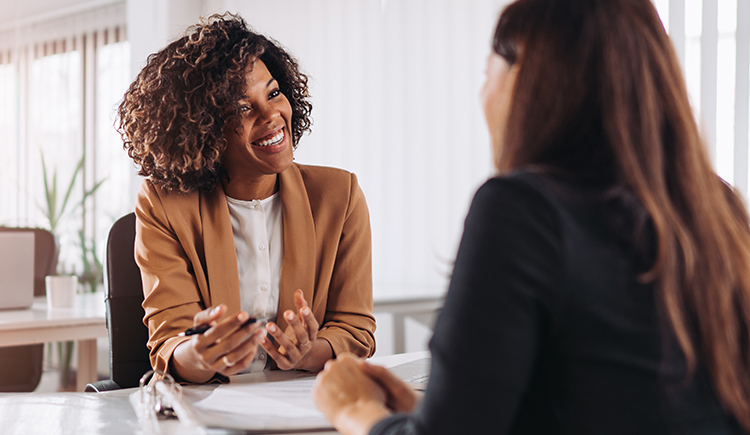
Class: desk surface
0,292,106,345
0,351,429,435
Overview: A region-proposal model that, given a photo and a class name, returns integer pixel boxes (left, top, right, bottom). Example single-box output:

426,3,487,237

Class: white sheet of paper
193,377,322,418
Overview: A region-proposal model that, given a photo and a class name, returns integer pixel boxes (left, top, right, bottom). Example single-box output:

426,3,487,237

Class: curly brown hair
118,13,312,193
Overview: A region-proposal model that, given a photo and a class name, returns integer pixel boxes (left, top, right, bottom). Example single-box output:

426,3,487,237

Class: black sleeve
371,176,563,435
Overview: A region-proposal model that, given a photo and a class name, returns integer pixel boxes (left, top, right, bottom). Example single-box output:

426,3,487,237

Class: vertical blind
0,1,131,272
654,0,750,199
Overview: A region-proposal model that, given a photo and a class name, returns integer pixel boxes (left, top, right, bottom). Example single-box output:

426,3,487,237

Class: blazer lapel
277,164,316,333
200,185,242,313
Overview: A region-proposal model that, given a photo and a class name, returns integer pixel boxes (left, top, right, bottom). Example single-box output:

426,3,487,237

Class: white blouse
226,192,284,372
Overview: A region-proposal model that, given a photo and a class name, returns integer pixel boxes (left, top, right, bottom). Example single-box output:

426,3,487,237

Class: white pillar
125,0,206,81
736,0,750,197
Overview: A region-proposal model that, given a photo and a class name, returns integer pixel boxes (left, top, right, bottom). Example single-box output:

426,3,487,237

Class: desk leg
76,339,97,391
392,313,406,354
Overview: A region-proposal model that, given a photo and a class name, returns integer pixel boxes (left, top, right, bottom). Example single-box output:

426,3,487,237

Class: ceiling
0,0,110,29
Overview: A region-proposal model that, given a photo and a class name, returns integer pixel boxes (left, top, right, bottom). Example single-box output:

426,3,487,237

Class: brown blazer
135,163,376,375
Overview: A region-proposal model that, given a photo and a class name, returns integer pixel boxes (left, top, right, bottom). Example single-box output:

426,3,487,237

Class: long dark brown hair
118,13,312,193
494,0,750,429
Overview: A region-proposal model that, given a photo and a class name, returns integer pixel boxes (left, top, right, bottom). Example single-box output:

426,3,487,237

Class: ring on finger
222,356,235,367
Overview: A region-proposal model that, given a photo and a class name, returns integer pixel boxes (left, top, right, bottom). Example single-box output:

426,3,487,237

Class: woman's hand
360,361,420,413
313,354,391,435
171,304,267,383
261,289,333,371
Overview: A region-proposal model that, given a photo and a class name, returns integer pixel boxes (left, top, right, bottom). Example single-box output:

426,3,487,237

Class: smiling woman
221,60,295,201
117,13,376,386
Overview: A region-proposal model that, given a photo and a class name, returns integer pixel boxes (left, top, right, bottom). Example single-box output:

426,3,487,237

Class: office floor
33,337,110,393
35,367,63,393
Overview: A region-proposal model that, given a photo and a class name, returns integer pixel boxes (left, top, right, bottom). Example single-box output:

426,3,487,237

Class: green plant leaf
38,151,107,281
57,158,84,224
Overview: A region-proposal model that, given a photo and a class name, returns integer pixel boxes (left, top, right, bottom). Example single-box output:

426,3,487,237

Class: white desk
374,293,444,354
0,351,428,435
0,292,107,392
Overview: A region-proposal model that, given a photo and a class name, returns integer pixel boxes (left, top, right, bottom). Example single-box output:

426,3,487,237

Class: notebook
388,357,431,391
0,232,35,310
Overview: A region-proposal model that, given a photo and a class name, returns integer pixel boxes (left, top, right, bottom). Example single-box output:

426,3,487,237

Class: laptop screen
0,232,35,310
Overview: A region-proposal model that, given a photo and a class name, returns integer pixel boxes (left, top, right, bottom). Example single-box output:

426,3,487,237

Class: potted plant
39,152,105,389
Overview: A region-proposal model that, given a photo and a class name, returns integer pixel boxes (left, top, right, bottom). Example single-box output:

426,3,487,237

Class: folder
130,369,333,433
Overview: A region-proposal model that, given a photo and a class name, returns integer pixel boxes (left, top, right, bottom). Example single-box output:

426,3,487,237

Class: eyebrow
239,78,279,100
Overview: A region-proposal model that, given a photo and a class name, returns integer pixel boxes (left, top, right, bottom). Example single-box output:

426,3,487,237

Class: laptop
388,357,431,391
0,231,35,310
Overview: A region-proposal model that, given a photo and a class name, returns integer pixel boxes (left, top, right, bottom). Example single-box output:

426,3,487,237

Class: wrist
171,340,214,383
334,399,391,435
296,338,333,372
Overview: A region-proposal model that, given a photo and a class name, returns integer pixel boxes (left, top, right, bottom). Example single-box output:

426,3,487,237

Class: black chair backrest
105,212,151,388
0,227,58,296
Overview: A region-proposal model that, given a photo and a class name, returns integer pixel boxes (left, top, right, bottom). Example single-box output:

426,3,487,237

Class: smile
253,129,285,147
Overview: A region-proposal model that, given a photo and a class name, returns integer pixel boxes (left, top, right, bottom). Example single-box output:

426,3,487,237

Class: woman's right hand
360,360,420,413
313,354,391,435
171,304,267,383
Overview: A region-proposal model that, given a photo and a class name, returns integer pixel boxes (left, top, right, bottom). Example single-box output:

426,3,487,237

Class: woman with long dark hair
312,0,750,433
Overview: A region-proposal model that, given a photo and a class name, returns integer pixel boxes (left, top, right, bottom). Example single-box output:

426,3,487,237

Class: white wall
127,0,509,301
3,0,748,301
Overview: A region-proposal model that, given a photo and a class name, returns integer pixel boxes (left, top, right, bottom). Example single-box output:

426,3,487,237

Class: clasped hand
312,354,420,435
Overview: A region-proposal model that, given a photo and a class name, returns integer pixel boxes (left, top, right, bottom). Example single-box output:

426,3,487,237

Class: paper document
194,377,321,418
178,372,333,432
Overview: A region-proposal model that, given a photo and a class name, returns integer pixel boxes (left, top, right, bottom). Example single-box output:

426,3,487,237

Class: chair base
84,379,122,392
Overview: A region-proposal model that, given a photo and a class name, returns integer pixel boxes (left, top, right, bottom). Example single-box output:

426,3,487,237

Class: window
0,2,131,282
0,57,19,225
653,0,750,195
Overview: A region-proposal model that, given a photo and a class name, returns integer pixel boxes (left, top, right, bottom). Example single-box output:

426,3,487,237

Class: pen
179,316,269,336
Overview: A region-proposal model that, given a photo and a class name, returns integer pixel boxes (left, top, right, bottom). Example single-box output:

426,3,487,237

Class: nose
257,101,279,124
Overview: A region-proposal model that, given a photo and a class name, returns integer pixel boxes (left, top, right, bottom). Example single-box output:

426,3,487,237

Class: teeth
254,129,284,147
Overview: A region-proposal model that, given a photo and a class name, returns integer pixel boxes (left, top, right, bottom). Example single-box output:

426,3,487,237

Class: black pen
179,316,269,336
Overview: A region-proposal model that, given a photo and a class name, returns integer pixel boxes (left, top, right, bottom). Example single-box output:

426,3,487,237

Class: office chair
0,227,58,392
84,213,152,392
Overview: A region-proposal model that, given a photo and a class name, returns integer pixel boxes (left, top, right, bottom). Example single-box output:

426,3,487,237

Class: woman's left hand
261,289,332,371
313,354,391,435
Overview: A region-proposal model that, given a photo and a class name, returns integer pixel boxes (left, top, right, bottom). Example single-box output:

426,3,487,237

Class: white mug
45,275,78,309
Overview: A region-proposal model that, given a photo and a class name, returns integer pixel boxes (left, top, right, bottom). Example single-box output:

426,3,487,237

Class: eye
239,105,252,113
269,89,281,99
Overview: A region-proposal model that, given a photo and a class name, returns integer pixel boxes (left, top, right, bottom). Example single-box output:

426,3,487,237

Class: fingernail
267,324,277,333
301,307,310,316
285,311,294,321
212,306,221,315
238,311,249,322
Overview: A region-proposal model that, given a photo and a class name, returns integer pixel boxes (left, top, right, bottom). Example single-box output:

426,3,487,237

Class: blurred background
0,0,748,383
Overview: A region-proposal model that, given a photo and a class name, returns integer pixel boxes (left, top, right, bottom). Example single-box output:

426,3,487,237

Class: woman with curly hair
119,13,375,384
